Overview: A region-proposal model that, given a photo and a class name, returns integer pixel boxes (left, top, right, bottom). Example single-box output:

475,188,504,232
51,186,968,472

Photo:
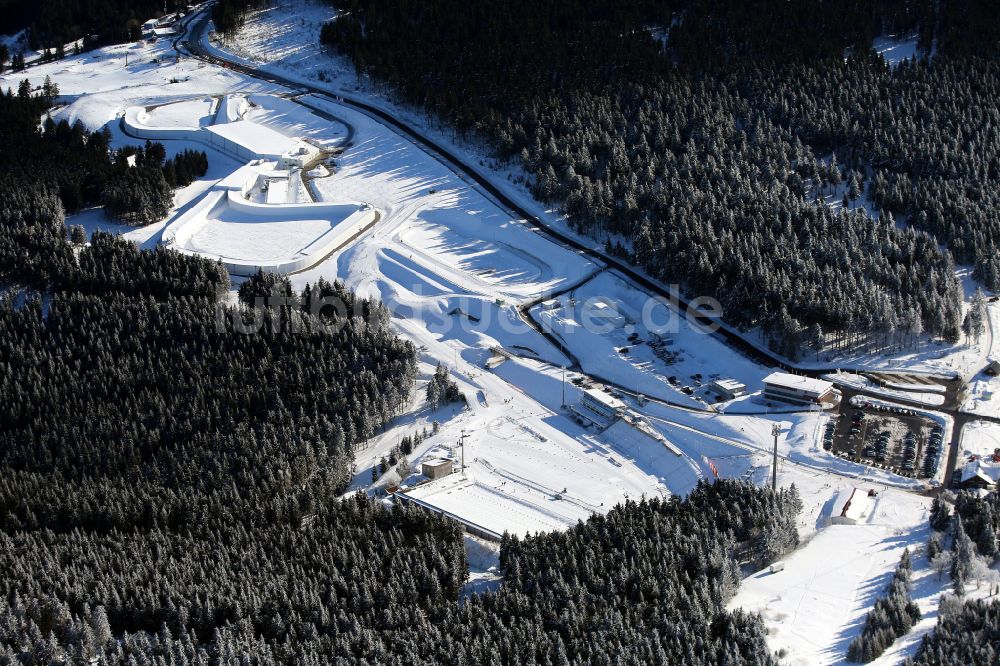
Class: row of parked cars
666,374,705,396
863,429,892,463
900,431,919,472
848,409,866,439
648,337,683,365
922,424,945,478
868,403,920,418
822,422,836,450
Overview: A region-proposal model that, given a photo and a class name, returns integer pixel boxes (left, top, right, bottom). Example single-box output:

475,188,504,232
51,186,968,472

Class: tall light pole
460,429,466,474
771,423,781,491
561,366,566,407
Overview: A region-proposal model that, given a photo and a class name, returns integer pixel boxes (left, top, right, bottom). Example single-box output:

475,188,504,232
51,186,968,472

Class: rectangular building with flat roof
581,388,625,422
204,120,300,163
421,458,454,480
763,372,835,406
709,378,747,400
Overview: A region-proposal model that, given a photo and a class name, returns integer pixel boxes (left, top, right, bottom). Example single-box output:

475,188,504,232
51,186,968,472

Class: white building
156,13,179,27
582,300,625,329
539,299,561,311
579,388,625,423
709,378,747,400
830,487,875,525
763,372,836,406
204,120,302,163
280,142,322,169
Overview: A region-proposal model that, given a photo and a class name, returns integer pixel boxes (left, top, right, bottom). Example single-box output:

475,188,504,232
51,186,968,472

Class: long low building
580,388,625,422
763,372,836,406
709,377,747,401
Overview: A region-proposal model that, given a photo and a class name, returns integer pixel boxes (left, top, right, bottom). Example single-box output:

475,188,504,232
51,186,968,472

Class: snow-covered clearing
0,30,29,59
530,270,770,407
872,34,921,66
842,34,921,67
213,0,338,79
729,476,977,666
462,535,502,597
734,466,998,666
960,420,1000,461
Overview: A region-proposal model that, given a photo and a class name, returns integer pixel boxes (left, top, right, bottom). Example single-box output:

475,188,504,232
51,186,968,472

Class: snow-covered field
144,96,215,127
530,270,771,408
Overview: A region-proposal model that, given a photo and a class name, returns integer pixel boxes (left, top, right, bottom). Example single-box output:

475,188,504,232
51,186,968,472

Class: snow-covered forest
321,0,997,357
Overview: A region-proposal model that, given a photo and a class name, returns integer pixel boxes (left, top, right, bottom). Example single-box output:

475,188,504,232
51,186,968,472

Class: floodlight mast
771,423,781,491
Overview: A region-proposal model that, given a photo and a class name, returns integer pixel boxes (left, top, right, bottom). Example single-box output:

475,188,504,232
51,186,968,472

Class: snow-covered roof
763,372,833,396
711,378,746,391
402,474,571,537
960,460,1000,485
205,120,299,159
585,301,623,317
834,488,874,522
583,388,625,410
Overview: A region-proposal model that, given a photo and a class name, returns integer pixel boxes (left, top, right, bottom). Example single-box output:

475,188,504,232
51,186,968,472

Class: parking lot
824,403,945,479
